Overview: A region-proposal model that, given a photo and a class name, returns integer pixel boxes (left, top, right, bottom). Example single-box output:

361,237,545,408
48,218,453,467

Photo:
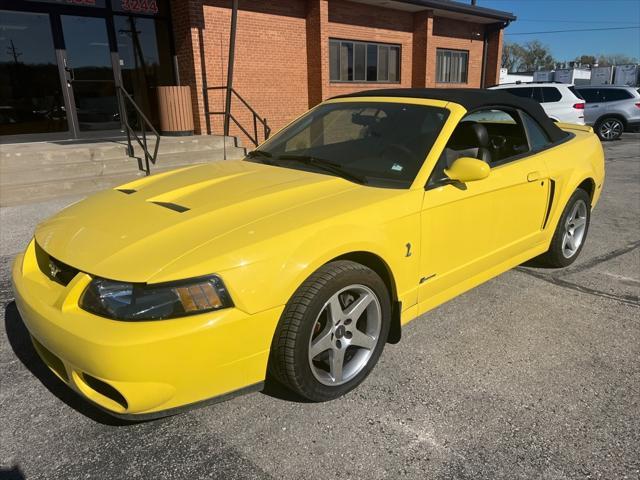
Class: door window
504,87,533,99
0,10,67,136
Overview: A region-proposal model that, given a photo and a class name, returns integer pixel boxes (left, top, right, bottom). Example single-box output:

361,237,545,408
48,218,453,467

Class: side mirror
444,157,490,183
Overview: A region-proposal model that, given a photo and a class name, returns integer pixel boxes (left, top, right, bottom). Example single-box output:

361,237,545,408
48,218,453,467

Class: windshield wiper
276,154,367,185
246,149,274,164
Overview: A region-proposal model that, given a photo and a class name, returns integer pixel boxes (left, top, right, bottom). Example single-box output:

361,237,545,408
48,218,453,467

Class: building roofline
397,0,516,22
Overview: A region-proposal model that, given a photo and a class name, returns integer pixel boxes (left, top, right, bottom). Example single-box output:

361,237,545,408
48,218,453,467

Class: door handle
527,171,541,182
63,58,75,82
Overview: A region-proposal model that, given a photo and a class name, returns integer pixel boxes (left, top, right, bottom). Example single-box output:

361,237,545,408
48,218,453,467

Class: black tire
269,260,391,402
595,117,624,141
540,188,591,268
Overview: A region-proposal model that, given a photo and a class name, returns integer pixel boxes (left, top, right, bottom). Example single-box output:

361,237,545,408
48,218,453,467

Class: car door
580,88,605,124
417,108,551,312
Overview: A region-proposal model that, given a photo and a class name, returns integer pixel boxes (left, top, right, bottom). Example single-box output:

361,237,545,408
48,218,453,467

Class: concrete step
0,146,246,186
0,135,243,171
0,159,244,207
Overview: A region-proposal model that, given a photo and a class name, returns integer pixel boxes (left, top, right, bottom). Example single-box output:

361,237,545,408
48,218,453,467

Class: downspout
480,22,507,88
223,0,238,137
480,27,488,88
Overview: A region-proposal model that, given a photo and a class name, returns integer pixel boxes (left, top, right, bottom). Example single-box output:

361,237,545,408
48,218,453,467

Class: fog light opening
81,373,128,410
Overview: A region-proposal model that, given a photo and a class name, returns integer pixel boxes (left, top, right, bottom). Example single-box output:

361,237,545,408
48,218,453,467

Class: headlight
79,275,233,321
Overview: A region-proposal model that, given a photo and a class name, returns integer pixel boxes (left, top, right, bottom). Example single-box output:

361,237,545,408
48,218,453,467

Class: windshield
247,101,449,188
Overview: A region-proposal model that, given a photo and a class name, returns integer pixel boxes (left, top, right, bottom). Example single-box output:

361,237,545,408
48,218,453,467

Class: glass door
60,15,120,132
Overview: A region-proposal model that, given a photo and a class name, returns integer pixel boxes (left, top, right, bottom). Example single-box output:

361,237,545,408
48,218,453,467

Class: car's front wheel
269,260,390,401
595,117,624,141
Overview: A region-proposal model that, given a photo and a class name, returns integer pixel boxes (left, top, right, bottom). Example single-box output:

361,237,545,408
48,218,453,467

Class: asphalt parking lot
1,134,638,480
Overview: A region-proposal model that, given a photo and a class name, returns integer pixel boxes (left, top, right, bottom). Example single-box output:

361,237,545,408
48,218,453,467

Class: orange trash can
157,86,194,136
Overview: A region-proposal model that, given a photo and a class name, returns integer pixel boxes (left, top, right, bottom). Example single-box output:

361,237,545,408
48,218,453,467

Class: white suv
489,82,585,125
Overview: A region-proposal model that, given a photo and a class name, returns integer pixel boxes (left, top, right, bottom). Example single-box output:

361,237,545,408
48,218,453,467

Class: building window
329,39,400,83
436,49,469,84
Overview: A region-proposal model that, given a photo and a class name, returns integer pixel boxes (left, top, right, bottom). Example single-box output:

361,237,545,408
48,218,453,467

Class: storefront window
114,15,174,124
0,10,67,135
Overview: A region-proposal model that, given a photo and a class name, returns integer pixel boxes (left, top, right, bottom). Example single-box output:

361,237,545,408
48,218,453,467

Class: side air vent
116,188,137,195
542,179,556,229
150,201,190,213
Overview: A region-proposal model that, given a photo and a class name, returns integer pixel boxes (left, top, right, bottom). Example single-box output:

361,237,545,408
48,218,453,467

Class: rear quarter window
602,89,633,102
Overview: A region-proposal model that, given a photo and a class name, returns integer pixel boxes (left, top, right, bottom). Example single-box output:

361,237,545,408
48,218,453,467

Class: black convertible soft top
332,88,568,143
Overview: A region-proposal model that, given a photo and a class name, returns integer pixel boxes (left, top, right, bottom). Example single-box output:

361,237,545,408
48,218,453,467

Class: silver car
576,86,640,141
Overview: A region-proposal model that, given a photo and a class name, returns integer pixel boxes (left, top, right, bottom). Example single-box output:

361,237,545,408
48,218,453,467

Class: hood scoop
116,188,137,195
149,201,190,213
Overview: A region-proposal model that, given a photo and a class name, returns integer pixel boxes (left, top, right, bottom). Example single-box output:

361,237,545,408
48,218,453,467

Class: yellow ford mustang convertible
13,89,604,419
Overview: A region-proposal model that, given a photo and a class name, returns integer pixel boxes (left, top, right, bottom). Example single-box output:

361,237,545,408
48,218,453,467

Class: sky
480,0,640,62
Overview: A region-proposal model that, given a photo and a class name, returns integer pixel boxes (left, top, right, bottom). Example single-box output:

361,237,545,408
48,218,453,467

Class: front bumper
11,241,283,417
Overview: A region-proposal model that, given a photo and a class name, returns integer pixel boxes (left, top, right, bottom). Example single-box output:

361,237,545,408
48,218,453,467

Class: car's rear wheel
269,260,390,401
595,117,624,141
540,188,591,267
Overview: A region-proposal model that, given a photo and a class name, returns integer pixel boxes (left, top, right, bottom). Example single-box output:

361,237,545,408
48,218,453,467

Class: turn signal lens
573,103,585,109
79,275,233,321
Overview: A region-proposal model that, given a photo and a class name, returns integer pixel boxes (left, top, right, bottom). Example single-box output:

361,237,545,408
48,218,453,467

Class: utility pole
6,40,22,64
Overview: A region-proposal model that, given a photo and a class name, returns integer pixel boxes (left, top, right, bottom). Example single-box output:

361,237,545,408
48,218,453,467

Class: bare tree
596,54,639,66
502,41,555,72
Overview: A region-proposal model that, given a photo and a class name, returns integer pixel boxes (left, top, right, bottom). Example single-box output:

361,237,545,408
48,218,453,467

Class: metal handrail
205,86,271,147
117,86,160,175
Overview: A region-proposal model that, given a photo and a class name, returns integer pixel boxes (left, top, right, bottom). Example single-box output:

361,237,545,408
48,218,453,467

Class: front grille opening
34,242,79,286
82,373,128,410
32,337,68,383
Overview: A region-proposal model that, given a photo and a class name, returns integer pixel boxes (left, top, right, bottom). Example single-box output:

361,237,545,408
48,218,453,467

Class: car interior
428,108,536,186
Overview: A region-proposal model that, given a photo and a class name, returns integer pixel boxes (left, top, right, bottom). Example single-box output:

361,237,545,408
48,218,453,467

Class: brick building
1,0,514,145
172,0,515,146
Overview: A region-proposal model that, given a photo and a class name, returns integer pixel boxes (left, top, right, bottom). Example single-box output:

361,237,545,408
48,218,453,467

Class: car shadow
0,465,26,480
520,256,557,269
3,301,138,426
260,373,312,404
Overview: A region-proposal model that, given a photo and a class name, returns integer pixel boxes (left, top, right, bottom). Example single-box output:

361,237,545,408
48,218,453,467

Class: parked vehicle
575,85,640,141
12,89,605,419
490,82,585,124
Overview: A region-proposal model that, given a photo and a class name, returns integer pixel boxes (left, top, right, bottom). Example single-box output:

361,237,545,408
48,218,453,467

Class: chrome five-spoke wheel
562,198,588,258
308,285,381,386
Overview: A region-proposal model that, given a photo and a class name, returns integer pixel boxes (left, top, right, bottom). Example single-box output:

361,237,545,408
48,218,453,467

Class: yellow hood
35,160,361,282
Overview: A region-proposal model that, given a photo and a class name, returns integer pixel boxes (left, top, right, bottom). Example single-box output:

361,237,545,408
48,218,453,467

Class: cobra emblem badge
49,259,61,279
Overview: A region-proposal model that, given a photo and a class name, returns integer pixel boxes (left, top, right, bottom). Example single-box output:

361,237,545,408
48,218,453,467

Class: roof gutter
396,0,516,23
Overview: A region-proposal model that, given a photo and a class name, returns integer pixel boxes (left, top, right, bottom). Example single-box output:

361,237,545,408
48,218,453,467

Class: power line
517,19,640,24
506,26,640,35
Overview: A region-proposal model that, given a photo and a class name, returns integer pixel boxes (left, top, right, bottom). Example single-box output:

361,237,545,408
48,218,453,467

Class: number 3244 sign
116,0,160,15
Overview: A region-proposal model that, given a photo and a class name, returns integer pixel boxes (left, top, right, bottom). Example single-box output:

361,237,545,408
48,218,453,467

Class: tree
575,55,596,66
502,42,525,72
502,40,555,72
520,41,555,71
596,54,639,66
